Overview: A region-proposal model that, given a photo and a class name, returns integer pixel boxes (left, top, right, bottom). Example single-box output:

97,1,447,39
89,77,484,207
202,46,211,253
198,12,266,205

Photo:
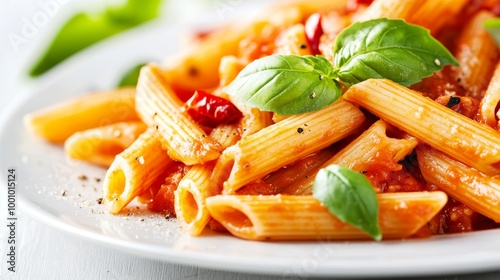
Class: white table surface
1,1,500,280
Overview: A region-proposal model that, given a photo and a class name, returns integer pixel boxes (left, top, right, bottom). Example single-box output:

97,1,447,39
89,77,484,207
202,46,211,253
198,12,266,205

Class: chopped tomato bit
185,90,243,127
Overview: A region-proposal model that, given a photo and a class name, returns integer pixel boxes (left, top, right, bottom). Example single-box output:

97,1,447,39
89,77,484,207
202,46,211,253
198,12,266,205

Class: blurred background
0,0,269,111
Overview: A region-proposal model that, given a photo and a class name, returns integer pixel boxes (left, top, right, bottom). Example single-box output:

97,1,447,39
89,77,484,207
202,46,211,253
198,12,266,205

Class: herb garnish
225,18,458,115
484,18,500,48
313,165,381,241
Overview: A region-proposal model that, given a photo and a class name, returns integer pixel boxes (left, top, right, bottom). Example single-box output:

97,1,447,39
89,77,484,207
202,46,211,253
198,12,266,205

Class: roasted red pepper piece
305,12,324,55
185,90,243,127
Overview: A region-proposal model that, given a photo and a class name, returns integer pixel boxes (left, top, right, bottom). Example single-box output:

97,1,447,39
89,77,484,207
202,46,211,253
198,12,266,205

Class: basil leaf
118,63,147,87
29,0,163,77
313,165,381,241
333,18,459,87
225,55,341,115
484,18,500,48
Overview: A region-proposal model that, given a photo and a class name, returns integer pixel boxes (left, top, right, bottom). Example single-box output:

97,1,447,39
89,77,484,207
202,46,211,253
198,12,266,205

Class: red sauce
364,150,426,193
410,66,466,100
148,164,188,216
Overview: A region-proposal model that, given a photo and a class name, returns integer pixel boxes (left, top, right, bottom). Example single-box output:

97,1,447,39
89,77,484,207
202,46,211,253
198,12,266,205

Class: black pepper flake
297,127,304,134
77,174,88,181
445,96,461,108
155,125,159,130
360,170,367,174
61,190,67,196
165,213,172,219
96,197,103,204
305,175,309,179
188,67,199,77
299,43,307,49
95,177,101,183
456,77,462,83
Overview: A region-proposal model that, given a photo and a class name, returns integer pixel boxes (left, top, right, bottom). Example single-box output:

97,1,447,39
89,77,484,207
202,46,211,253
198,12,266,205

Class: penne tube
417,145,500,223
174,163,217,236
64,121,147,167
214,100,366,194
103,129,175,214
135,64,224,165
354,0,422,22
274,24,312,56
452,11,500,100
343,79,500,175
477,61,500,129
281,120,417,195
407,0,469,35
24,87,137,142
218,55,247,87
261,147,337,194
174,123,241,236
206,192,448,241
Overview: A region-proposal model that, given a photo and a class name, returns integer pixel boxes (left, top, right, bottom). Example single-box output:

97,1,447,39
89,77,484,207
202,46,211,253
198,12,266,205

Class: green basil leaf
118,63,147,87
313,165,381,241
29,0,163,77
333,18,459,87
225,55,341,115
484,18,500,48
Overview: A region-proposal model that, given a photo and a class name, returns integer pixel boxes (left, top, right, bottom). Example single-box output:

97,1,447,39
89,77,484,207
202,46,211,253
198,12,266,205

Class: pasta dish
23,0,500,241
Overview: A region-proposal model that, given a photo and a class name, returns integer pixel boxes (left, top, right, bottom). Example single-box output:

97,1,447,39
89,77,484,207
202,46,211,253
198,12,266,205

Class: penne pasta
452,11,500,100
206,192,448,241
213,100,366,194
135,64,224,165
343,79,500,176
174,124,241,236
417,145,500,223
477,61,500,130
407,0,469,35
281,120,417,195
274,24,312,56
24,87,137,142
64,121,147,167
22,0,500,242
103,129,175,213
354,0,421,22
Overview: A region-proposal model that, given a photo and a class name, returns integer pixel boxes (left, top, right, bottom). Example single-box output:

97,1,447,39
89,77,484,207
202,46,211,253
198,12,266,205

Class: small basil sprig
313,165,381,241
29,0,163,77
225,18,458,115
224,55,341,115
484,18,500,48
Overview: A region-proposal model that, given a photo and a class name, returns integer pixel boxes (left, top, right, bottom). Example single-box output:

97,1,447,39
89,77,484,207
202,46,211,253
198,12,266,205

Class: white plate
2,14,500,279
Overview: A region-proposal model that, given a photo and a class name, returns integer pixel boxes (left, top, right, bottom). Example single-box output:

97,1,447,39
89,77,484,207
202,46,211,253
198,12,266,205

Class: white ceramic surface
1,15,500,279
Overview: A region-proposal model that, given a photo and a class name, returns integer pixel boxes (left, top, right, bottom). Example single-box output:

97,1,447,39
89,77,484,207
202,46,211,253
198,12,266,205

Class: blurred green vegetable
29,0,163,77
485,18,500,48
118,63,146,87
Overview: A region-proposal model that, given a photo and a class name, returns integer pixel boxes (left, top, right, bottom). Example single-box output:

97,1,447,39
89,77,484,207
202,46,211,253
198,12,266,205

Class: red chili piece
305,13,324,55
185,90,243,127
347,0,374,11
